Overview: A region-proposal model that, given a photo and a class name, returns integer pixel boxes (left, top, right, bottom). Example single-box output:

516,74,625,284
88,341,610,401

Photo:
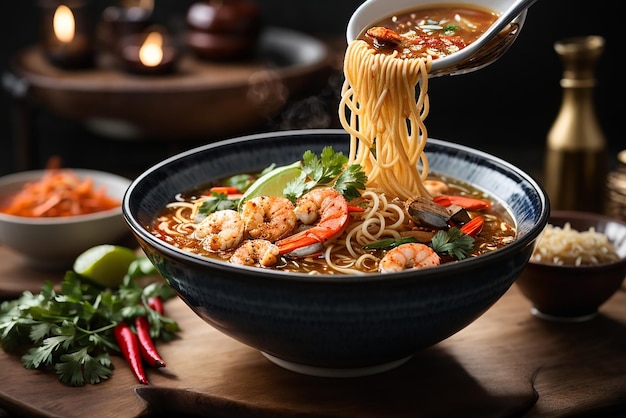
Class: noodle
149,5,517,275
339,40,433,201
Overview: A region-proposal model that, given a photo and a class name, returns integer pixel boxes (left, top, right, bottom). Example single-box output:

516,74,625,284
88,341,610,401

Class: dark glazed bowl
123,129,549,377
516,211,626,322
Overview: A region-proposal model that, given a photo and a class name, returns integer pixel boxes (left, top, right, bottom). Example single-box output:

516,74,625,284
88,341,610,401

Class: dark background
0,0,622,180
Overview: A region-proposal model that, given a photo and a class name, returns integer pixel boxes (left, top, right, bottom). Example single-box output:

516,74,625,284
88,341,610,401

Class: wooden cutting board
1,245,626,418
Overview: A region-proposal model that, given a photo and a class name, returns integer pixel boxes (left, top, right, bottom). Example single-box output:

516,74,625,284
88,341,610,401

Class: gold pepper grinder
544,35,607,213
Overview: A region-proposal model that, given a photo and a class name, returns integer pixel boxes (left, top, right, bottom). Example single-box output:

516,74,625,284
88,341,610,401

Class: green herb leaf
334,164,368,200
0,254,179,386
430,227,475,260
196,192,238,220
363,236,418,250
284,146,368,201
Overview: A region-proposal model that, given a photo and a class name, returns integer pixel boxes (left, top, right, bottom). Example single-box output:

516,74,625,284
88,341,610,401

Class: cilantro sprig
284,146,367,202
363,228,475,261
0,258,178,386
430,227,475,260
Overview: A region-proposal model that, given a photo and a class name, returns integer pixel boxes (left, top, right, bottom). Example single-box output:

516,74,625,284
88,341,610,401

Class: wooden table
1,244,625,417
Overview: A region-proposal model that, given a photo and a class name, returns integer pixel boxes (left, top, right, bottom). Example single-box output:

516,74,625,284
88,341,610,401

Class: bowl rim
0,168,131,225
123,128,550,283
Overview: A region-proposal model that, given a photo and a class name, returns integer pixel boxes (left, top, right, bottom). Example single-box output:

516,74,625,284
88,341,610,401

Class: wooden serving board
1,245,626,417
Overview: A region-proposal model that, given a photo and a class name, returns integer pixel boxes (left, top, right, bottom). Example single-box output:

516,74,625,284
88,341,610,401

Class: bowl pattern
124,129,549,375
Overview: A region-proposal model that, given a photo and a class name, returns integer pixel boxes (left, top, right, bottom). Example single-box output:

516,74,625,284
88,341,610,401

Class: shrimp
241,196,297,241
194,209,245,252
230,239,280,267
424,180,449,196
276,188,349,256
379,243,441,273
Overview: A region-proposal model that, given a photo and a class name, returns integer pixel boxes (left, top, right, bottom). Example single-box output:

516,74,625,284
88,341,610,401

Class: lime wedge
73,245,137,288
238,161,302,209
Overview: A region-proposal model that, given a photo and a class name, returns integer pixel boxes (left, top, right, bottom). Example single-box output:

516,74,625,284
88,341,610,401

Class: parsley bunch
0,258,178,386
284,146,368,202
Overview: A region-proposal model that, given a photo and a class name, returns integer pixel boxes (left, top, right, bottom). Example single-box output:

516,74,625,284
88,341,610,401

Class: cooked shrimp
276,188,349,256
424,180,449,196
241,196,297,241
230,239,280,267
194,209,245,252
379,243,441,273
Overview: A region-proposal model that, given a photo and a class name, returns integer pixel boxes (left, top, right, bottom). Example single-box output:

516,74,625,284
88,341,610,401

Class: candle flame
53,5,75,43
139,32,164,67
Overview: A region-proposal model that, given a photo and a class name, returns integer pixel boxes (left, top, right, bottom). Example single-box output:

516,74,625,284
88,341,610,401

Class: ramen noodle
149,4,516,274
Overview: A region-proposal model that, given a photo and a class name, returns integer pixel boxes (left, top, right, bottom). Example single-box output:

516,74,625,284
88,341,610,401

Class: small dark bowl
516,211,626,322
123,129,549,377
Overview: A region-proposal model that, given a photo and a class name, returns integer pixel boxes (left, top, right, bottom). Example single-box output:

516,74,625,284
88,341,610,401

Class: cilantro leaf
430,228,475,260
0,254,180,386
196,192,238,220
284,146,368,201
334,164,368,200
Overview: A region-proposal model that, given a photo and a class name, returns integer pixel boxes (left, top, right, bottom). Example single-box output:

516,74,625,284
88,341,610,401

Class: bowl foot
261,352,412,378
530,307,598,322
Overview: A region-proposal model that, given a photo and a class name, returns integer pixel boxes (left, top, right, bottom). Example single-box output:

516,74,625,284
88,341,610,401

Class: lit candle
40,0,94,69
121,29,180,75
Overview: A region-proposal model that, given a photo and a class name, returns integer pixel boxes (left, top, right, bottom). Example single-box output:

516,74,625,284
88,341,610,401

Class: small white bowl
0,169,132,269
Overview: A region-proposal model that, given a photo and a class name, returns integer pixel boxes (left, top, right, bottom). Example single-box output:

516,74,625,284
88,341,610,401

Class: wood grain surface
1,245,625,418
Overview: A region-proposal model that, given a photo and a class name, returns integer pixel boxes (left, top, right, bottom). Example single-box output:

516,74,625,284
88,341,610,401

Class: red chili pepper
433,195,491,211
135,316,166,368
209,186,239,195
460,215,484,237
347,205,365,213
114,323,148,385
147,296,165,315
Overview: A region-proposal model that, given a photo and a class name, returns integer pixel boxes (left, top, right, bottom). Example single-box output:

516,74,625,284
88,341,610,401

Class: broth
149,172,516,275
360,4,498,59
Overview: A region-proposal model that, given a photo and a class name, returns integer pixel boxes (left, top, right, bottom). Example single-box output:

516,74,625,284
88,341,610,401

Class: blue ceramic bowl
123,129,549,377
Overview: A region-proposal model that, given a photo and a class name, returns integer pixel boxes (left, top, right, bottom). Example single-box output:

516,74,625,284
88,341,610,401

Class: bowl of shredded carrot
0,167,132,268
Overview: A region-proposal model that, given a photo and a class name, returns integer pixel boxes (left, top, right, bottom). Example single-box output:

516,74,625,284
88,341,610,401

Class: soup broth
149,172,516,275
360,4,499,59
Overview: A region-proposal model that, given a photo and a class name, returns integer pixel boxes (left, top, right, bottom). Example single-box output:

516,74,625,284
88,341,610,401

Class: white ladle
346,0,539,77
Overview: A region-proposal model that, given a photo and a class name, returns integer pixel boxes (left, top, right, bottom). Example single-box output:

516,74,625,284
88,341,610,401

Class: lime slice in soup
73,245,137,288
238,161,302,208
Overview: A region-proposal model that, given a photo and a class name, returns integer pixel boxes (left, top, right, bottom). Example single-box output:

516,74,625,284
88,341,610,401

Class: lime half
73,245,137,288
238,161,302,209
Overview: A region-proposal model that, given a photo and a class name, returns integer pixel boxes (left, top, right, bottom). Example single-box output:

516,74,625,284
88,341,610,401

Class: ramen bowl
123,129,549,377
516,211,626,322
0,169,132,269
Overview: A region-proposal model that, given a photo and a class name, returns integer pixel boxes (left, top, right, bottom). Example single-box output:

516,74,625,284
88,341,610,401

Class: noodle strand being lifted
149,5,517,275
339,40,433,201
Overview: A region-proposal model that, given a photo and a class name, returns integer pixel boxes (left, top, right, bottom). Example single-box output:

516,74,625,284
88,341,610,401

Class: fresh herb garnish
196,192,238,220
284,146,367,202
363,236,419,250
430,227,475,260
0,258,178,386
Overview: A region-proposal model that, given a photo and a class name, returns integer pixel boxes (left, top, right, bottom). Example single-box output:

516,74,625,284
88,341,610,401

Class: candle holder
119,27,180,75
39,0,95,69
99,4,154,55
186,0,262,61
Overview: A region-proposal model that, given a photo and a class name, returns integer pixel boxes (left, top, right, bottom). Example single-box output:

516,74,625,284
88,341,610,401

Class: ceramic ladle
346,0,539,77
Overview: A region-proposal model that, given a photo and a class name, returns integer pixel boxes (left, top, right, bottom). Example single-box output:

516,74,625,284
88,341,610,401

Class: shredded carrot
0,169,120,218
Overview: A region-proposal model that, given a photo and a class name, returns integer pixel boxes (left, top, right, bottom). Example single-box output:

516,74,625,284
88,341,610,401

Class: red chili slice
433,195,491,211
460,216,484,237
